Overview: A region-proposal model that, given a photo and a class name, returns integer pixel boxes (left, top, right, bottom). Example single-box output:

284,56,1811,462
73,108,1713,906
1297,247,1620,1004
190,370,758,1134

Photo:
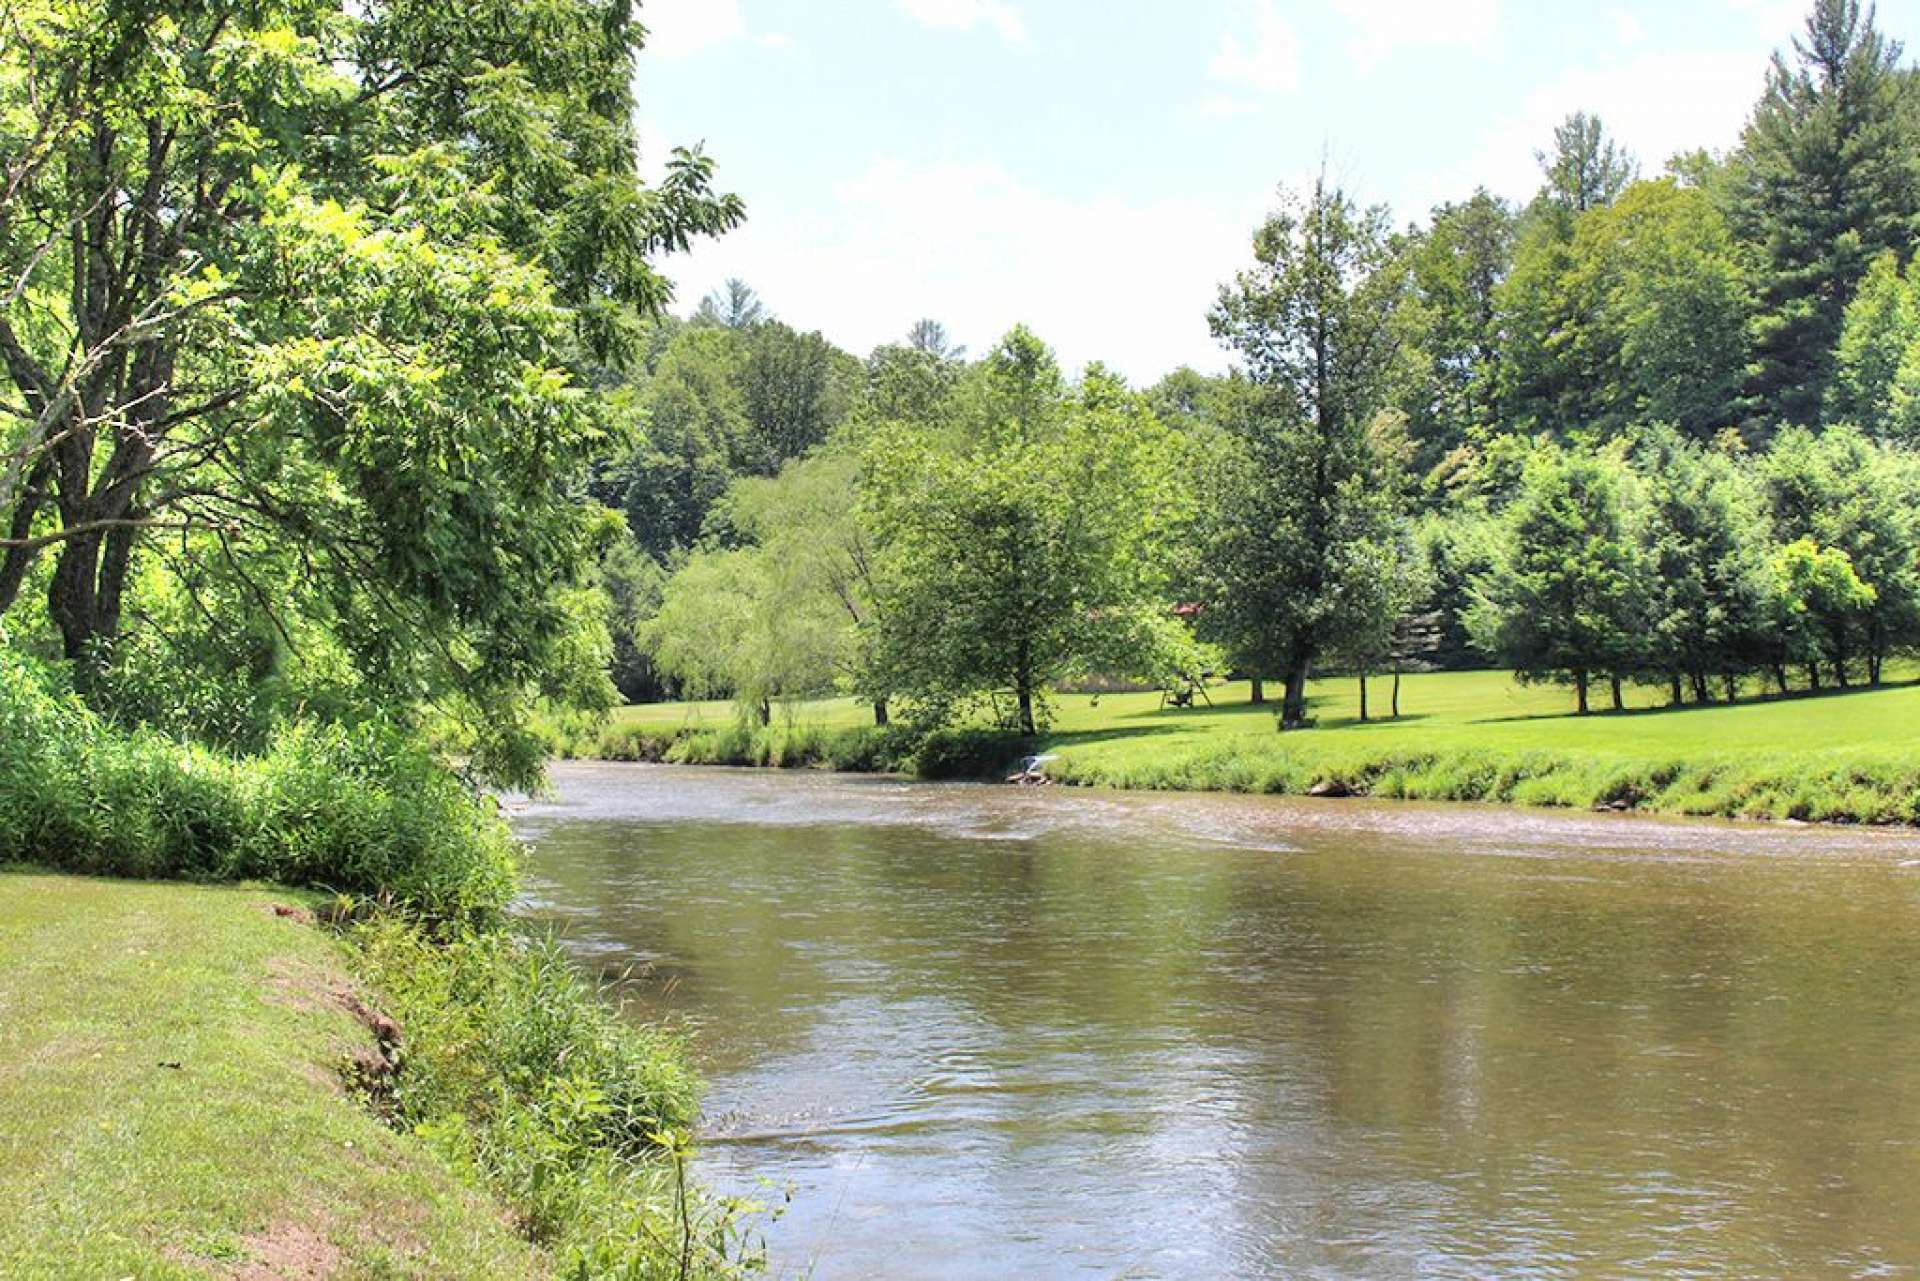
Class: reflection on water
514,764,1920,1280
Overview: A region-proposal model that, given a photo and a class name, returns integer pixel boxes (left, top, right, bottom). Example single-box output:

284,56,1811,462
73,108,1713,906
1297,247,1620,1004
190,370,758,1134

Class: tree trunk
1358,672,1368,723
1805,662,1822,691
1771,664,1789,696
1574,670,1590,715
1722,673,1737,704
1609,674,1624,712
1391,666,1402,719
1280,656,1311,729
1690,671,1711,703
1869,652,1883,686
873,698,890,728
1017,682,1036,737
1249,677,1265,705
1669,674,1684,708
48,531,106,667
757,697,771,726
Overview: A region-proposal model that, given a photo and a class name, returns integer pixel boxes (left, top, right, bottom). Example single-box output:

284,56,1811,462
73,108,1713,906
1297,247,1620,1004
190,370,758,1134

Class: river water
512,763,1920,1279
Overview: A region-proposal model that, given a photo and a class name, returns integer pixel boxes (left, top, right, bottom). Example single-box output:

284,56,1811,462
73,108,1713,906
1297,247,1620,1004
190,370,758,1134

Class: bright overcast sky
636,0,1920,383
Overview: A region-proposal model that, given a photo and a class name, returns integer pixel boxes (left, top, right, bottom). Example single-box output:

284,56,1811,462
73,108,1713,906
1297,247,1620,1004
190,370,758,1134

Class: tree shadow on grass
1479,678,1920,726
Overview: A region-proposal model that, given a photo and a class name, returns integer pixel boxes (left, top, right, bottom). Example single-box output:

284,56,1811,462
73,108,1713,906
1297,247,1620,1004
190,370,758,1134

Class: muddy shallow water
513,764,1920,1279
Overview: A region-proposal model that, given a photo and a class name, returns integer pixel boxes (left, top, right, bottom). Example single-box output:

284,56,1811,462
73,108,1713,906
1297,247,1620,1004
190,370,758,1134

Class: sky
635,0,1920,383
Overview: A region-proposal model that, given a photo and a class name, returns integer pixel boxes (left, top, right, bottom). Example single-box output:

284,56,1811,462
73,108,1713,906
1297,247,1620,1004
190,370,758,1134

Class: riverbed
512,763,1920,1279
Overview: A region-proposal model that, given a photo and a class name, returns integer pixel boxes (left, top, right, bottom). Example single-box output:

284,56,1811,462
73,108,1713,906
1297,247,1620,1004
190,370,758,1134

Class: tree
1498,180,1753,439
599,328,750,560
906,319,966,360
600,538,668,704
1760,425,1920,682
1731,0,1918,428
1468,444,1648,714
0,0,742,783
1204,177,1409,727
693,278,769,330
1832,251,1920,438
735,323,860,468
705,448,894,724
862,331,1188,735
1536,112,1638,218
1393,190,1515,466
1768,537,1878,687
645,543,842,724
1629,428,1773,704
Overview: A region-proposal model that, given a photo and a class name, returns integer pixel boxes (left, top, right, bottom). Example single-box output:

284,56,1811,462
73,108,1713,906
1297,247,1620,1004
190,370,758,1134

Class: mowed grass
605,667,1920,822
0,871,542,1280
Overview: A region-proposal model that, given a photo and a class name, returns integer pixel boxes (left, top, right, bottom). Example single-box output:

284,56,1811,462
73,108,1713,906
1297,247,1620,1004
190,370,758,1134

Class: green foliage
1731,0,1919,427
345,915,761,1279
1203,177,1412,725
0,646,516,916
1497,179,1753,438
1468,442,1647,710
1833,251,1920,438
863,332,1193,734
0,0,741,779
911,727,1035,780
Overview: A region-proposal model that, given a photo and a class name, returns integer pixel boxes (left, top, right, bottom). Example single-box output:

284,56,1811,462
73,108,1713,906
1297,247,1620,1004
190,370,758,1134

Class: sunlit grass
0,872,542,1278
600,666,1920,822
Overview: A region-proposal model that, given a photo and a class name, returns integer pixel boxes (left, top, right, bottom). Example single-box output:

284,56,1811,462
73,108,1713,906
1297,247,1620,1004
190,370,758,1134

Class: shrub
912,728,1033,779
348,916,757,1276
0,648,515,917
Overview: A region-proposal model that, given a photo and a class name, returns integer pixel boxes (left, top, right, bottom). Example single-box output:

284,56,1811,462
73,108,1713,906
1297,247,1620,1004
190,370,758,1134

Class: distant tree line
628,0,1920,732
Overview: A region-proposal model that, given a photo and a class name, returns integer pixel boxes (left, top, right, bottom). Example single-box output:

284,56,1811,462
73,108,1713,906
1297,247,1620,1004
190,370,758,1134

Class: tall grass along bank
0,647,758,1277
582,670,1920,825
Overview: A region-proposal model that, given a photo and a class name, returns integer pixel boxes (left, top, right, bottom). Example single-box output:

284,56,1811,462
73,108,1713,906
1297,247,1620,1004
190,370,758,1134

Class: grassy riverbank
568,669,1920,824
0,872,540,1278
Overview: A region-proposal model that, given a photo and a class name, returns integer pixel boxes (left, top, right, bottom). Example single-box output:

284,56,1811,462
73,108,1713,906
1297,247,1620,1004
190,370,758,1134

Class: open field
586,668,1920,823
0,872,541,1280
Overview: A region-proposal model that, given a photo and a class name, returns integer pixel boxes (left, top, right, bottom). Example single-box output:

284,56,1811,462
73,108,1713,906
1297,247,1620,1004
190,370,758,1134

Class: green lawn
614,666,1920,760
0,872,542,1280
603,667,1920,821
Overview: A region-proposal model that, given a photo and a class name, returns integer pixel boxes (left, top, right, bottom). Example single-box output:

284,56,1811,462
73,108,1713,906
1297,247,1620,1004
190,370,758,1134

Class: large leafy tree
1501,180,1754,439
1731,0,1918,428
1392,189,1515,467
1468,443,1648,714
1204,178,1408,727
1831,250,1920,437
862,330,1188,735
1628,428,1773,704
0,0,741,777
1760,425,1920,682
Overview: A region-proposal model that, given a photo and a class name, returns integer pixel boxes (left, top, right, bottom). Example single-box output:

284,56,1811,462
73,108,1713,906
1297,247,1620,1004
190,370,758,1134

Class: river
512,763,1920,1279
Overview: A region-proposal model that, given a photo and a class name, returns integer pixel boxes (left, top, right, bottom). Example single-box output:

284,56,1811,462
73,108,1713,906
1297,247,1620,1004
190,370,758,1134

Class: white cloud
1333,0,1501,57
655,156,1277,382
641,0,745,59
1209,1,1300,94
898,0,1028,45
758,31,795,49
1439,47,1766,210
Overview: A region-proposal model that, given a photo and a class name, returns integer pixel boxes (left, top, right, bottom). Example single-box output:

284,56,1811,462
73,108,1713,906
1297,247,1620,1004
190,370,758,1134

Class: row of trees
635,0,1920,732
1468,426,1918,712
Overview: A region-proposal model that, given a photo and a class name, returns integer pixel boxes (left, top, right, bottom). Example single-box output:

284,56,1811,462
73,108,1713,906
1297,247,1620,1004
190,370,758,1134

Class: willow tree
0,0,740,779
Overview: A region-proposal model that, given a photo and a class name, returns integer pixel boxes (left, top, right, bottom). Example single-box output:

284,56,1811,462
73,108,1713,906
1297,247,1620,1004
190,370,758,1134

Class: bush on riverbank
346,915,758,1275
550,715,1032,780
0,648,516,916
